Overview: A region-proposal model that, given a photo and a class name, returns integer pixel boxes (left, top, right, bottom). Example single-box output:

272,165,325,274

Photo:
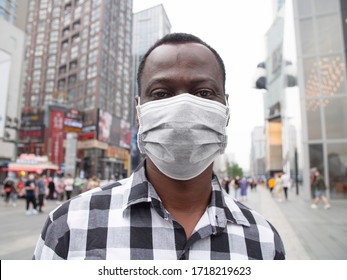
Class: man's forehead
147,42,215,61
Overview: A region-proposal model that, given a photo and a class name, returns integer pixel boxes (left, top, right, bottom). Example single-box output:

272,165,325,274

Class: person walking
268,176,275,195
24,174,38,215
36,174,47,213
311,170,331,209
47,177,55,200
86,175,100,191
281,172,291,201
64,173,74,200
274,173,283,202
3,177,14,206
239,177,248,201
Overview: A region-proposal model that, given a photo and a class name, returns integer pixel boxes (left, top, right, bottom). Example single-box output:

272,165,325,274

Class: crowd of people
1,173,102,215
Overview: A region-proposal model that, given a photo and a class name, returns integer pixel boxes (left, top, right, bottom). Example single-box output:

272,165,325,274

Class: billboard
49,110,64,167
98,109,131,148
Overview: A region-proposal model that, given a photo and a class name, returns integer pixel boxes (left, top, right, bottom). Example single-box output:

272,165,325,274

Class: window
68,74,77,85
72,33,80,44
62,26,70,37
59,65,67,74
69,60,78,70
73,19,81,30
58,79,66,89
61,39,69,49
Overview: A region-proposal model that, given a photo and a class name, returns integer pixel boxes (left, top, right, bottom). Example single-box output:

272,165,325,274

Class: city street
1,186,347,260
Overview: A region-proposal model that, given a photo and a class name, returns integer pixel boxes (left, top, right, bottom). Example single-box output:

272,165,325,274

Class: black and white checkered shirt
33,162,285,260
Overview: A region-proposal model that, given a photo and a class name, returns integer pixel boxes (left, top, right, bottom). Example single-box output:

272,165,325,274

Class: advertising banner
49,110,64,167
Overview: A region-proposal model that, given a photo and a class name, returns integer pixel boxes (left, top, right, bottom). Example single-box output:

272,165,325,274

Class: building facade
0,17,25,170
21,0,133,179
294,0,347,199
250,126,266,178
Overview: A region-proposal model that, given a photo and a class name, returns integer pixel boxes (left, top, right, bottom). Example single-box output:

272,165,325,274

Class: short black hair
137,33,226,96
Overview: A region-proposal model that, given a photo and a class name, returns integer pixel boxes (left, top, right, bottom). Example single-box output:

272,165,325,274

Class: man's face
138,43,225,105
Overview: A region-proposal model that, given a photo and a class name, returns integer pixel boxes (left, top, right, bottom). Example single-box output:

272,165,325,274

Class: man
36,174,47,213
311,170,331,209
33,33,285,260
281,172,291,201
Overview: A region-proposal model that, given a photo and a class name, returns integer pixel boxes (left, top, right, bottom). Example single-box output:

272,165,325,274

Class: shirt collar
122,160,250,228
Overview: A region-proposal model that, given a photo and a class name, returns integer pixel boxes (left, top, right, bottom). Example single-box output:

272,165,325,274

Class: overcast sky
133,0,274,170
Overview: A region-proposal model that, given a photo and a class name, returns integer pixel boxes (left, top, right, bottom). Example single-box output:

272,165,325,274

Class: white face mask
136,93,229,180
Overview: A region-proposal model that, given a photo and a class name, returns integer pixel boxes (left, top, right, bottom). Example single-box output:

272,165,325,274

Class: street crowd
1,173,102,215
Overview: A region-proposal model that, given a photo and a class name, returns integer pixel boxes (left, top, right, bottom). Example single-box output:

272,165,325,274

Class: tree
227,162,243,178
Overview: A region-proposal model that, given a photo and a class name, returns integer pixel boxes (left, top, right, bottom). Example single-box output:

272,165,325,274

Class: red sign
50,110,64,167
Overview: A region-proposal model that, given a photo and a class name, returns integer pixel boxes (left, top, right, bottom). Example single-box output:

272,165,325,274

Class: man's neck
145,158,213,238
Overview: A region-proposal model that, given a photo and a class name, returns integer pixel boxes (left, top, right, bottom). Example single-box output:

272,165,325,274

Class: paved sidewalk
240,186,347,260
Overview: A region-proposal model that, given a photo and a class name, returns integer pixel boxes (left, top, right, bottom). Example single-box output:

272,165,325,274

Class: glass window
316,14,343,54
319,55,346,96
68,74,77,85
306,100,322,140
324,96,347,139
299,18,315,55
45,81,54,92
303,58,320,98
59,65,67,74
30,95,39,107
68,88,76,101
69,59,78,70
58,79,66,89
315,0,339,15
327,142,347,199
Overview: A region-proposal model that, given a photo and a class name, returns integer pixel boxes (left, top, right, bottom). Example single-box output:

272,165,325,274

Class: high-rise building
293,0,347,199
0,2,26,175
0,0,29,30
250,126,266,177
21,0,133,179
130,4,171,171
131,4,171,124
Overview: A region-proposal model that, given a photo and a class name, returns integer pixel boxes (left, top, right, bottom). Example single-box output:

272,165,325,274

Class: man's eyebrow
145,76,220,88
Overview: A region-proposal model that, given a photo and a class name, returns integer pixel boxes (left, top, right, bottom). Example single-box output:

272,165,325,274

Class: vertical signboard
0,50,11,138
50,110,64,167
64,132,77,177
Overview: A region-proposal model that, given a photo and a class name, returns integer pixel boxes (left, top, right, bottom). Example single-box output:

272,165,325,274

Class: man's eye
194,90,213,98
152,92,173,99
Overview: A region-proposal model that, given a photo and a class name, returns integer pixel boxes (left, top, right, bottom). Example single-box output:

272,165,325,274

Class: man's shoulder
50,177,132,217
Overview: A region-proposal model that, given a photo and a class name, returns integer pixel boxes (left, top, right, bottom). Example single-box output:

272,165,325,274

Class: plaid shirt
33,163,285,260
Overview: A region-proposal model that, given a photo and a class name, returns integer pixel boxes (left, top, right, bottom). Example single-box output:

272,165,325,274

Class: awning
5,162,59,173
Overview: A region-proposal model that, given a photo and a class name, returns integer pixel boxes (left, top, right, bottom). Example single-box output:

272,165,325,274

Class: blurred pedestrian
240,177,248,201
274,173,283,202
86,175,100,191
250,178,257,192
221,177,230,194
36,174,46,213
234,175,241,199
24,174,38,215
64,173,74,200
55,177,65,204
3,177,16,207
47,177,55,200
281,172,291,201
268,176,275,195
311,170,331,209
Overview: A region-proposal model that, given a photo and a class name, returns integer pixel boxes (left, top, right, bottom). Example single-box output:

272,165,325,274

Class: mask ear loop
225,94,230,127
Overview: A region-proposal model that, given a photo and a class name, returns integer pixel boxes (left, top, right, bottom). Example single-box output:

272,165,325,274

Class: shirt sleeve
33,204,71,260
